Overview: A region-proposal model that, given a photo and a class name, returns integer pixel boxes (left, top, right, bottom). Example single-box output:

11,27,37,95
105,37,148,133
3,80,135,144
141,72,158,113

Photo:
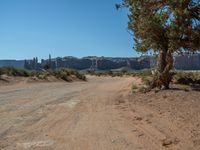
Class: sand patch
57,99,80,108
18,140,55,149
47,98,80,109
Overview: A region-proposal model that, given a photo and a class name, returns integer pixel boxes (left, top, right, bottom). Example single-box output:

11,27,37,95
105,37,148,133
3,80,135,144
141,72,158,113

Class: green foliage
0,67,86,81
0,67,30,77
131,83,149,93
34,72,50,80
141,76,152,86
131,83,138,93
138,86,148,93
54,69,86,81
86,70,124,77
121,0,200,53
119,0,199,89
131,70,152,78
131,70,153,87
86,69,152,78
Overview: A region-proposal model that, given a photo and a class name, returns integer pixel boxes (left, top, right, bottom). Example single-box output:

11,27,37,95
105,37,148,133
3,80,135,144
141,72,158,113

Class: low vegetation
132,71,200,93
91,69,197,93
0,67,86,82
87,69,200,88
1,67,200,88
173,72,200,85
86,69,152,78
131,84,138,92
86,70,124,77
53,69,86,81
118,0,199,89
0,67,30,77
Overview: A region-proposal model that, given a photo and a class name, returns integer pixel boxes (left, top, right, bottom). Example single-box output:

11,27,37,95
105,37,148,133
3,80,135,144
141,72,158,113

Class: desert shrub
105,70,113,76
29,71,50,80
131,70,152,78
0,67,30,77
36,72,49,80
138,86,148,93
131,83,149,93
141,76,152,86
53,69,70,81
54,69,86,81
71,70,86,81
129,70,153,86
86,69,152,78
96,72,103,76
86,70,96,75
131,84,139,93
173,72,200,85
114,72,123,77
0,67,86,81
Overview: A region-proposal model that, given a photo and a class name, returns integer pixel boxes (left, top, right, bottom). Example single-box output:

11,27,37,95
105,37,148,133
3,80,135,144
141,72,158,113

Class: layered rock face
174,54,200,70
1,54,200,71
40,56,152,70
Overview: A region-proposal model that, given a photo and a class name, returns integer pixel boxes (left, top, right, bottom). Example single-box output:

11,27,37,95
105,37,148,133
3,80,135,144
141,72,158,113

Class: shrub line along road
0,76,199,150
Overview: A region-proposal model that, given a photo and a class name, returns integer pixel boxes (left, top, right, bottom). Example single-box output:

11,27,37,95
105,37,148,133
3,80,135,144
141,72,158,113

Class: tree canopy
118,0,200,89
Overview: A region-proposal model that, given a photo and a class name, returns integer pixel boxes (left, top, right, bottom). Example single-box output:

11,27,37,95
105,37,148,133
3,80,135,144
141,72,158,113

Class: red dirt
0,76,199,150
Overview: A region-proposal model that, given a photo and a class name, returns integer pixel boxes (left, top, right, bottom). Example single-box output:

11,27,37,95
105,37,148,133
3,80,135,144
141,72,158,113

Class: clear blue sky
0,0,138,60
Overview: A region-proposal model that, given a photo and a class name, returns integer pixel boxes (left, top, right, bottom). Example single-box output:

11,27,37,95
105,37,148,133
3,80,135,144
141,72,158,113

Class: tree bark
151,49,174,89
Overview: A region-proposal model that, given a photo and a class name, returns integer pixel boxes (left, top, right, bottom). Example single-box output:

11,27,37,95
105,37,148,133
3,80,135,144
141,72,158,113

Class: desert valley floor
0,76,200,150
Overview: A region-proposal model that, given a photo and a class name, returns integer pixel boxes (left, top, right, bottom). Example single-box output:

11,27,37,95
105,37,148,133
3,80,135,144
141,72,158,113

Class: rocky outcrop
1,54,200,71
40,56,152,71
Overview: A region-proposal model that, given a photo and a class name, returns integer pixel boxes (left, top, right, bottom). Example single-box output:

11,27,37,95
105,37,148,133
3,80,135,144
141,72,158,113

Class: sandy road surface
0,76,200,150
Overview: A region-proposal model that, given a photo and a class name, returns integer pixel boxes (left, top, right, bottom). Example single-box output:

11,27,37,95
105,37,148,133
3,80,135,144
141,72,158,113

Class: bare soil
0,76,200,150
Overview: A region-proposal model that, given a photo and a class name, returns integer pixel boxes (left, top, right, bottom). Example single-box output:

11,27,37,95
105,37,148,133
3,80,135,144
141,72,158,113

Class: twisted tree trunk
151,49,174,89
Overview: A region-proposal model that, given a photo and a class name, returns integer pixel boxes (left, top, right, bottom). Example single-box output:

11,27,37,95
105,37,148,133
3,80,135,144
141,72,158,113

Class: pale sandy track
0,76,199,150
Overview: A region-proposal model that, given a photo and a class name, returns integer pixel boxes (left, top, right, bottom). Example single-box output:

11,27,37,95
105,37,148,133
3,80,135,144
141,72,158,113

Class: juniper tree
117,0,200,89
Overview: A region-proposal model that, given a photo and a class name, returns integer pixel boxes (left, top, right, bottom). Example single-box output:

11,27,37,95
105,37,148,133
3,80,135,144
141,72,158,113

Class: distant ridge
1,54,200,70
0,60,24,69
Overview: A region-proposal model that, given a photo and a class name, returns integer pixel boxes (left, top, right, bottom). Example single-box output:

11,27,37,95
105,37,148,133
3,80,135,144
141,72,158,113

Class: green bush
131,70,152,78
37,72,49,80
0,67,30,77
54,69,86,81
0,67,86,81
138,86,148,93
173,72,200,85
131,84,138,93
86,69,153,78
141,76,152,86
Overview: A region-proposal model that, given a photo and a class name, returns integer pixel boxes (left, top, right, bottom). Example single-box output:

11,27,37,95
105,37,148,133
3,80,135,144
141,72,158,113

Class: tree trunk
151,49,174,89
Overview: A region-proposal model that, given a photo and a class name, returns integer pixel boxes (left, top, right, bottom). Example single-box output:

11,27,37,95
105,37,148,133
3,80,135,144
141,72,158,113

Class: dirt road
0,76,200,150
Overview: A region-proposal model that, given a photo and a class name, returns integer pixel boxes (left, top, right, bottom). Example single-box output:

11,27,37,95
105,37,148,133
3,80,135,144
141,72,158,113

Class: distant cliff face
174,54,200,70
45,55,200,71
0,60,25,69
1,54,200,71
40,56,152,70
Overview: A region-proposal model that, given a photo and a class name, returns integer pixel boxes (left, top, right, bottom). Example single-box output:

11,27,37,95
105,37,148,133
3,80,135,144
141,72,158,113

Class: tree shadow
190,84,200,91
169,84,200,92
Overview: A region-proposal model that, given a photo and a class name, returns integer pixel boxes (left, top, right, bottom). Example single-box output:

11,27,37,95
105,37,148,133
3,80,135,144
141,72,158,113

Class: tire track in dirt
1,76,199,150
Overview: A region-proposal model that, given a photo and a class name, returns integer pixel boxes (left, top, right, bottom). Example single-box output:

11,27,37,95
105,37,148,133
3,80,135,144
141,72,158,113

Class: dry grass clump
0,67,86,81
53,69,86,81
87,70,122,77
0,67,30,77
